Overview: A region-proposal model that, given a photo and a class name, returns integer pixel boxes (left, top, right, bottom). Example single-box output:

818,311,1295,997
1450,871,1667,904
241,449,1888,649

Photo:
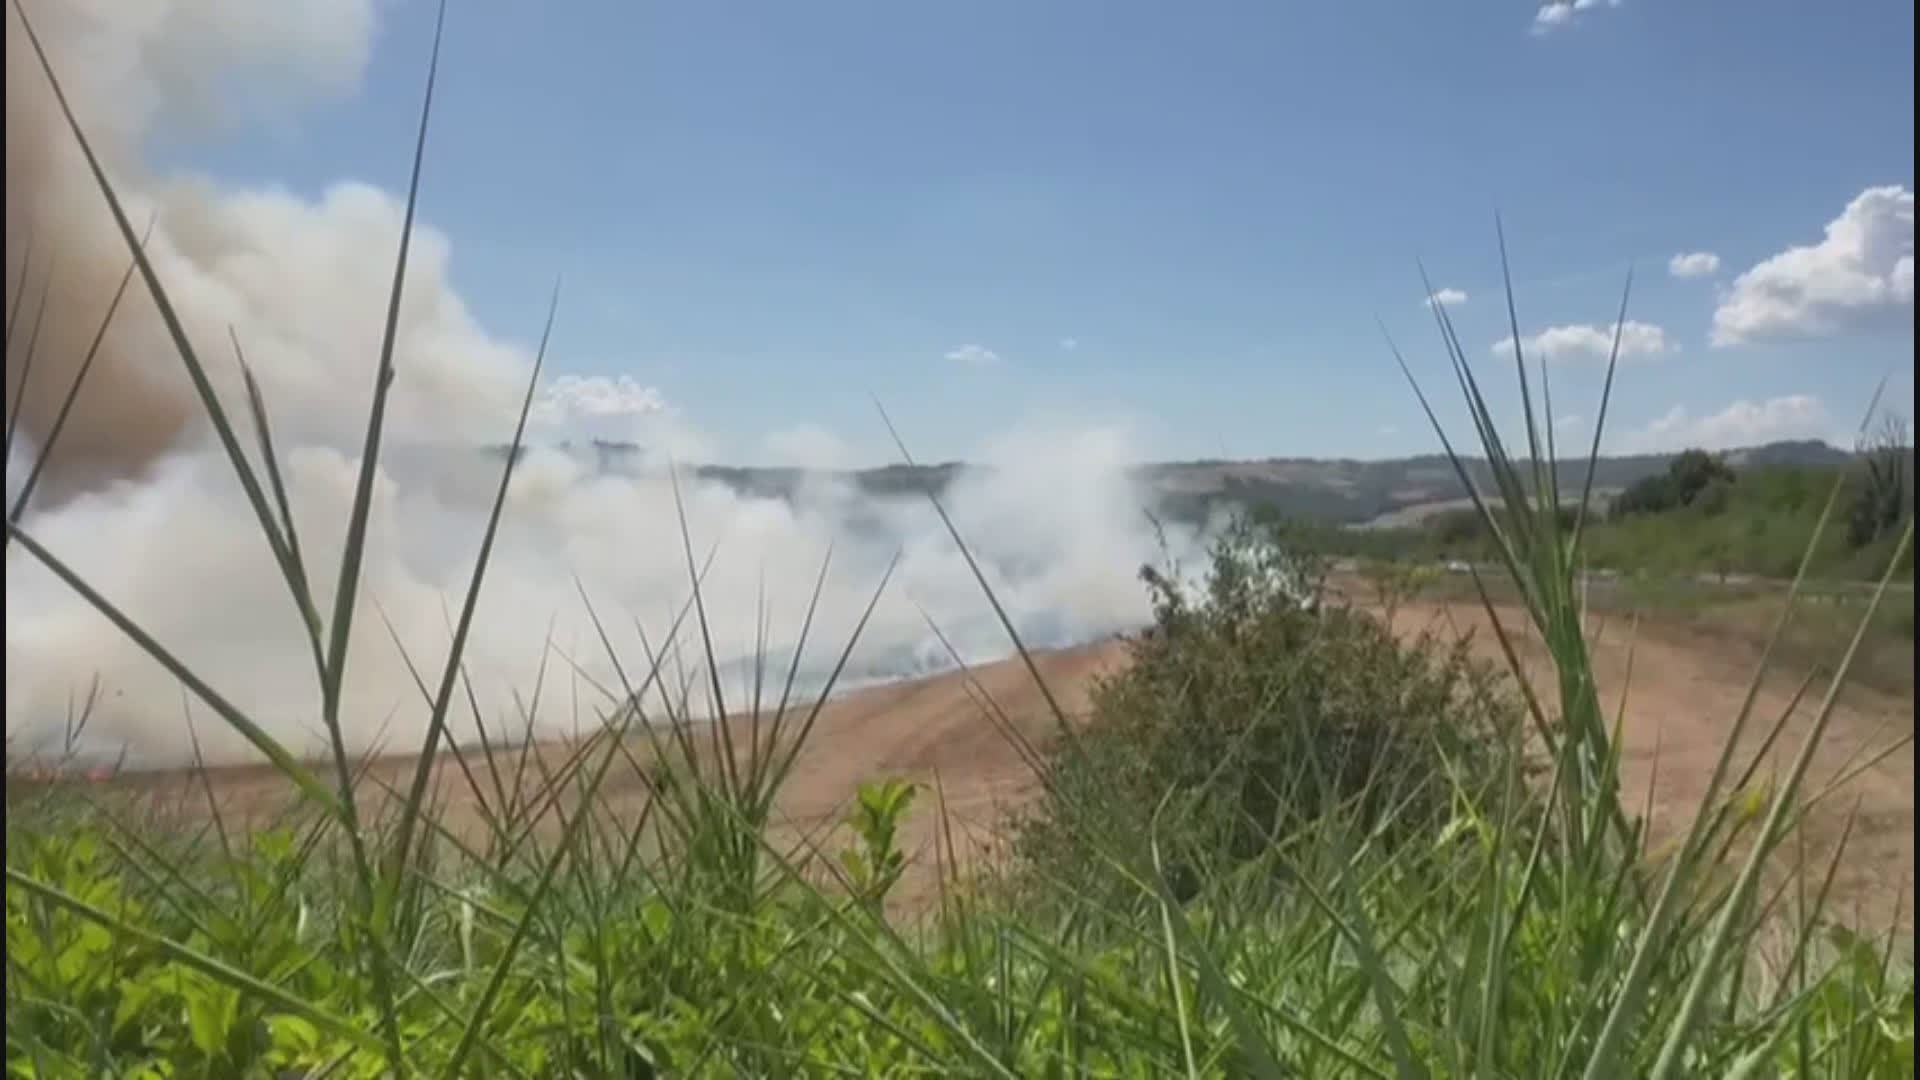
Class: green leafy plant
839,779,920,909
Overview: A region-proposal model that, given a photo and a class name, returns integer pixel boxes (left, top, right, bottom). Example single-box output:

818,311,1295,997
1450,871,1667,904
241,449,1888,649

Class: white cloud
1556,414,1583,430
1532,0,1622,34
1377,424,1399,437
1668,252,1722,278
1620,394,1832,452
944,344,1002,366
1424,287,1469,308
1492,320,1673,362
1533,4,1576,31
1711,186,1915,346
532,374,670,427
1059,337,1080,351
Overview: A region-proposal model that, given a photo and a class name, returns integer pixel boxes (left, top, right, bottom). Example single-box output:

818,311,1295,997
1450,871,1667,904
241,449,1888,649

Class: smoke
5,0,524,497
4,1,1208,767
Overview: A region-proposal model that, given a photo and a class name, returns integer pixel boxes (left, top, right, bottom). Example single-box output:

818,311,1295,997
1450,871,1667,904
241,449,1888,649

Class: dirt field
102,586,1914,931
1377,595,1915,936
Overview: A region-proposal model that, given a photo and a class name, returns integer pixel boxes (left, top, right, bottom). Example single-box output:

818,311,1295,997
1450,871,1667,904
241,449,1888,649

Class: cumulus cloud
532,374,669,425
524,374,691,454
1533,4,1576,30
1492,320,1673,362
944,344,1002,366
1059,337,1080,351
1532,0,1622,34
1668,252,1722,278
1423,288,1469,308
1618,394,1832,453
1711,186,1915,346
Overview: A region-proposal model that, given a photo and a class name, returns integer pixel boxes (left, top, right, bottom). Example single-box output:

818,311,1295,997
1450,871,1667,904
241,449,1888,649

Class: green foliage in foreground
8,775,1914,1078
6,5,1917,1074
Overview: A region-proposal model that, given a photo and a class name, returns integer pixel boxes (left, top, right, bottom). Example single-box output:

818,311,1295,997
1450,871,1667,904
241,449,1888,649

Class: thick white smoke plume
4,1,1208,767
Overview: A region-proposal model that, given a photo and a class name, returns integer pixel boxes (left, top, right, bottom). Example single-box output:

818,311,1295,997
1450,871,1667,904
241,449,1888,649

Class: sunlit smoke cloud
6,423,1200,766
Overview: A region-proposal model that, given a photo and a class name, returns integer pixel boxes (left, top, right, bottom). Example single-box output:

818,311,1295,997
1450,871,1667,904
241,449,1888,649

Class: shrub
1848,414,1914,550
1668,448,1737,504
1612,472,1676,516
1009,518,1523,904
1695,475,1734,516
1433,506,1487,545
1613,447,1736,517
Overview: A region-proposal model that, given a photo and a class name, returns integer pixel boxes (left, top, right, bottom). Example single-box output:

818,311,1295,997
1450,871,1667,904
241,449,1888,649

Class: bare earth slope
784,593,1913,925
123,592,1912,929
1379,597,1913,935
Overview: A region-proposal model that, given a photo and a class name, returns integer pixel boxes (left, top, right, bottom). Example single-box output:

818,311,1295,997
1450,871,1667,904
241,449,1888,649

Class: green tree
1612,447,1735,516
1667,448,1737,505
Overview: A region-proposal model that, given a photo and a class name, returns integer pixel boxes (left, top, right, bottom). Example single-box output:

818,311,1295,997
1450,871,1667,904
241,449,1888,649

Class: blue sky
158,0,1914,465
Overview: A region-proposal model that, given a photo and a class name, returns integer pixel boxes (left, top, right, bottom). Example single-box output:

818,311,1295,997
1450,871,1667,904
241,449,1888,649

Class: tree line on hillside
1284,416,1914,582
1609,416,1913,557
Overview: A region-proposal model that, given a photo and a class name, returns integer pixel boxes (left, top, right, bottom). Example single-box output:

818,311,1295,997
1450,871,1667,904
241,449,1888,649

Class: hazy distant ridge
502,438,1853,526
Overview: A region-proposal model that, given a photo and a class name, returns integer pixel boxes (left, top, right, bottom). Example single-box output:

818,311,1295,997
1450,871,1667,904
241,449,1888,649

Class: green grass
1319,461,1915,586
1582,464,1912,583
6,5,1917,1075
1385,564,1915,700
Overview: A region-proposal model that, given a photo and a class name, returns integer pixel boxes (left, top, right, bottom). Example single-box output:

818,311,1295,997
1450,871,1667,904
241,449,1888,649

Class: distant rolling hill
500,439,1856,529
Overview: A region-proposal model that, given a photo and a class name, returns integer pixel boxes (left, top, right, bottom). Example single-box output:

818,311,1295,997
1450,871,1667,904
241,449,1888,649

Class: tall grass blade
1647,518,1914,1078
1568,272,1632,562
3,232,33,358
873,399,1081,746
4,260,55,470
6,228,149,528
1,522,341,815
323,0,447,731
387,280,559,910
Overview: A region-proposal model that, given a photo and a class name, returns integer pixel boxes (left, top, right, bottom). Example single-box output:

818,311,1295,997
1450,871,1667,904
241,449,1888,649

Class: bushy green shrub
1010,519,1523,904
1613,448,1736,517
